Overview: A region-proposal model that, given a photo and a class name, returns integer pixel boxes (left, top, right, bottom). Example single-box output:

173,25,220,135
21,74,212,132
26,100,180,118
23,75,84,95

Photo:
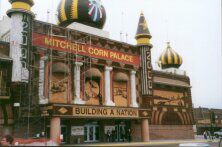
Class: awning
0,53,12,61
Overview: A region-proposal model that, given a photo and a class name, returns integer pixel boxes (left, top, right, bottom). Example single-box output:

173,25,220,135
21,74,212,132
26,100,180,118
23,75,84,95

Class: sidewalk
65,138,220,146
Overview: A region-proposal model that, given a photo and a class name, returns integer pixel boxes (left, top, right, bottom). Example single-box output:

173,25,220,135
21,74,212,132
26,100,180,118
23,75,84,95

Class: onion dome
7,0,35,17
158,42,183,69
135,12,152,46
57,0,106,29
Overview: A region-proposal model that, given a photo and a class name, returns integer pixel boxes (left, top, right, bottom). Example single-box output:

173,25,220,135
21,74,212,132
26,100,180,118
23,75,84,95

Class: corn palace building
0,0,194,144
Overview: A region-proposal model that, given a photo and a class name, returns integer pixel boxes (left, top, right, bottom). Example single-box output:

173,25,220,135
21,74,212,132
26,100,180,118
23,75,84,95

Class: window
0,69,8,96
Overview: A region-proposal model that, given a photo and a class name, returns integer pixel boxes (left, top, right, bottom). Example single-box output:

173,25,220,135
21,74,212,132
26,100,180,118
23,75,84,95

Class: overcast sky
0,0,221,109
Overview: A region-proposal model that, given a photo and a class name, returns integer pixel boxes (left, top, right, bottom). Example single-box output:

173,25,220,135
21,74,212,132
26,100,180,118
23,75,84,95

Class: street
67,143,220,147
66,140,221,147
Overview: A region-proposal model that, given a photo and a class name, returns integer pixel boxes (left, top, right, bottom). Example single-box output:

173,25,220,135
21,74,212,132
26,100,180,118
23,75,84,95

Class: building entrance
115,123,127,142
61,125,67,144
84,125,99,142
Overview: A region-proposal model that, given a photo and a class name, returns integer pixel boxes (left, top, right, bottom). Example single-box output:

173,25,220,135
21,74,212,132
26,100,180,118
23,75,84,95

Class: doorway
61,125,67,144
84,125,99,142
115,123,126,142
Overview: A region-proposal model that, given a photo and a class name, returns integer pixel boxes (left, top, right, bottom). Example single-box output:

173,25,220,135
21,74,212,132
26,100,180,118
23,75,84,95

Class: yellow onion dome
57,0,106,29
158,42,183,69
7,0,35,17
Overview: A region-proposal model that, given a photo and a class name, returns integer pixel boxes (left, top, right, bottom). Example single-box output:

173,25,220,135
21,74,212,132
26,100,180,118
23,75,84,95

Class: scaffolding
14,20,94,139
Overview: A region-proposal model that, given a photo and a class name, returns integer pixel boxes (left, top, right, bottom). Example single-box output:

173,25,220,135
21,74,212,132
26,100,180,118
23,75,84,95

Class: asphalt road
67,140,221,147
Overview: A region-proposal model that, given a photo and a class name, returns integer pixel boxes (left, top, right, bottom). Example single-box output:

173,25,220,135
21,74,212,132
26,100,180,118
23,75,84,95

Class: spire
7,0,35,17
135,11,152,46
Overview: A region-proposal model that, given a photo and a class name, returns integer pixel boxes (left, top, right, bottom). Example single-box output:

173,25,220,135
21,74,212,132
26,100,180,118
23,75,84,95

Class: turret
7,0,35,82
135,12,152,47
135,12,153,96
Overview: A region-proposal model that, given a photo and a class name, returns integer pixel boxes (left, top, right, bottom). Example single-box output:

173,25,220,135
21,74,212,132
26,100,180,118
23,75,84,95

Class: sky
0,0,221,109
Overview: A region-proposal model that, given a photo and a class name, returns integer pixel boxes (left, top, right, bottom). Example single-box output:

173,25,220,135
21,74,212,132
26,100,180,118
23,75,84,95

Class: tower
135,12,153,142
135,12,153,96
7,0,35,82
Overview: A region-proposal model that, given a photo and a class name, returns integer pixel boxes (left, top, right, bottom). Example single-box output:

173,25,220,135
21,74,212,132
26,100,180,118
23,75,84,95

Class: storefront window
84,124,100,142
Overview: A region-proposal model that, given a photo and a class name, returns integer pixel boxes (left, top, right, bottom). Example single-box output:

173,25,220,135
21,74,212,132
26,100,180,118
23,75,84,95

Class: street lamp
209,110,216,135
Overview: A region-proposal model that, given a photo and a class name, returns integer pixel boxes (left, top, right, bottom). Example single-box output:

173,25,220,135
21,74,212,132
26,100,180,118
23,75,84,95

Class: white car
214,129,222,138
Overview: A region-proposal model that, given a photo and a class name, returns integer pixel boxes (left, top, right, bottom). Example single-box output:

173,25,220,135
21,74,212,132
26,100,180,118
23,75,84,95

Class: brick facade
150,125,194,140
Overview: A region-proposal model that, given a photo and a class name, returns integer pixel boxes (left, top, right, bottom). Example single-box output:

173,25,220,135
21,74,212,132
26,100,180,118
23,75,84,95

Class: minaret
135,12,153,142
135,12,153,96
7,0,35,82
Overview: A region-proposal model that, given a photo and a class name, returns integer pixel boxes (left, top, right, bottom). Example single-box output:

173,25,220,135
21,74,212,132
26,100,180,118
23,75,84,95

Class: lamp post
209,110,216,136
215,115,218,134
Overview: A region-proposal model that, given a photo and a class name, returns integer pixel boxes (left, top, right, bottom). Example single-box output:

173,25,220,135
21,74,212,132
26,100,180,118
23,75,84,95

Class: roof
193,107,222,121
153,76,190,88
158,42,183,69
33,20,138,50
153,70,190,81
135,12,151,39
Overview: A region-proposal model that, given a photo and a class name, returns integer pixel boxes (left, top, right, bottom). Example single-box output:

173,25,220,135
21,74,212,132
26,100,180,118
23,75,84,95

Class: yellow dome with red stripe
158,42,183,69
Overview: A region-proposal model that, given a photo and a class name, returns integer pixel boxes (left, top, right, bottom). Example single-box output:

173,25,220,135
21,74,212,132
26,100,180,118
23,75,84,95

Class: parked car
214,129,222,138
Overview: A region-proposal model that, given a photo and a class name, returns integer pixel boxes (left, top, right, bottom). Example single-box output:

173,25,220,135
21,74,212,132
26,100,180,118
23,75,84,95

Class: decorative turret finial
167,42,170,46
135,11,152,46
7,0,35,17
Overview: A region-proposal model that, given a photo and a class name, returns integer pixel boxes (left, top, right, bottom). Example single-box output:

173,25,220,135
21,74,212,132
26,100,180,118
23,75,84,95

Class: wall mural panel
113,81,128,107
85,78,100,105
153,90,186,106
50,74,68,103
49,62,69,103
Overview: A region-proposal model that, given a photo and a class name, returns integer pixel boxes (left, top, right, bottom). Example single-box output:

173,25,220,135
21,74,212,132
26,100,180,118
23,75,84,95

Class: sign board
44,105,151,119
71,126,84,136
32,33,140,66
73,106,139,118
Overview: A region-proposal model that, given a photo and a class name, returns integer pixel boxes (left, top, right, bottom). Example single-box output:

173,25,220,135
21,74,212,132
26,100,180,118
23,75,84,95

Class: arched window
162,112,182,125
